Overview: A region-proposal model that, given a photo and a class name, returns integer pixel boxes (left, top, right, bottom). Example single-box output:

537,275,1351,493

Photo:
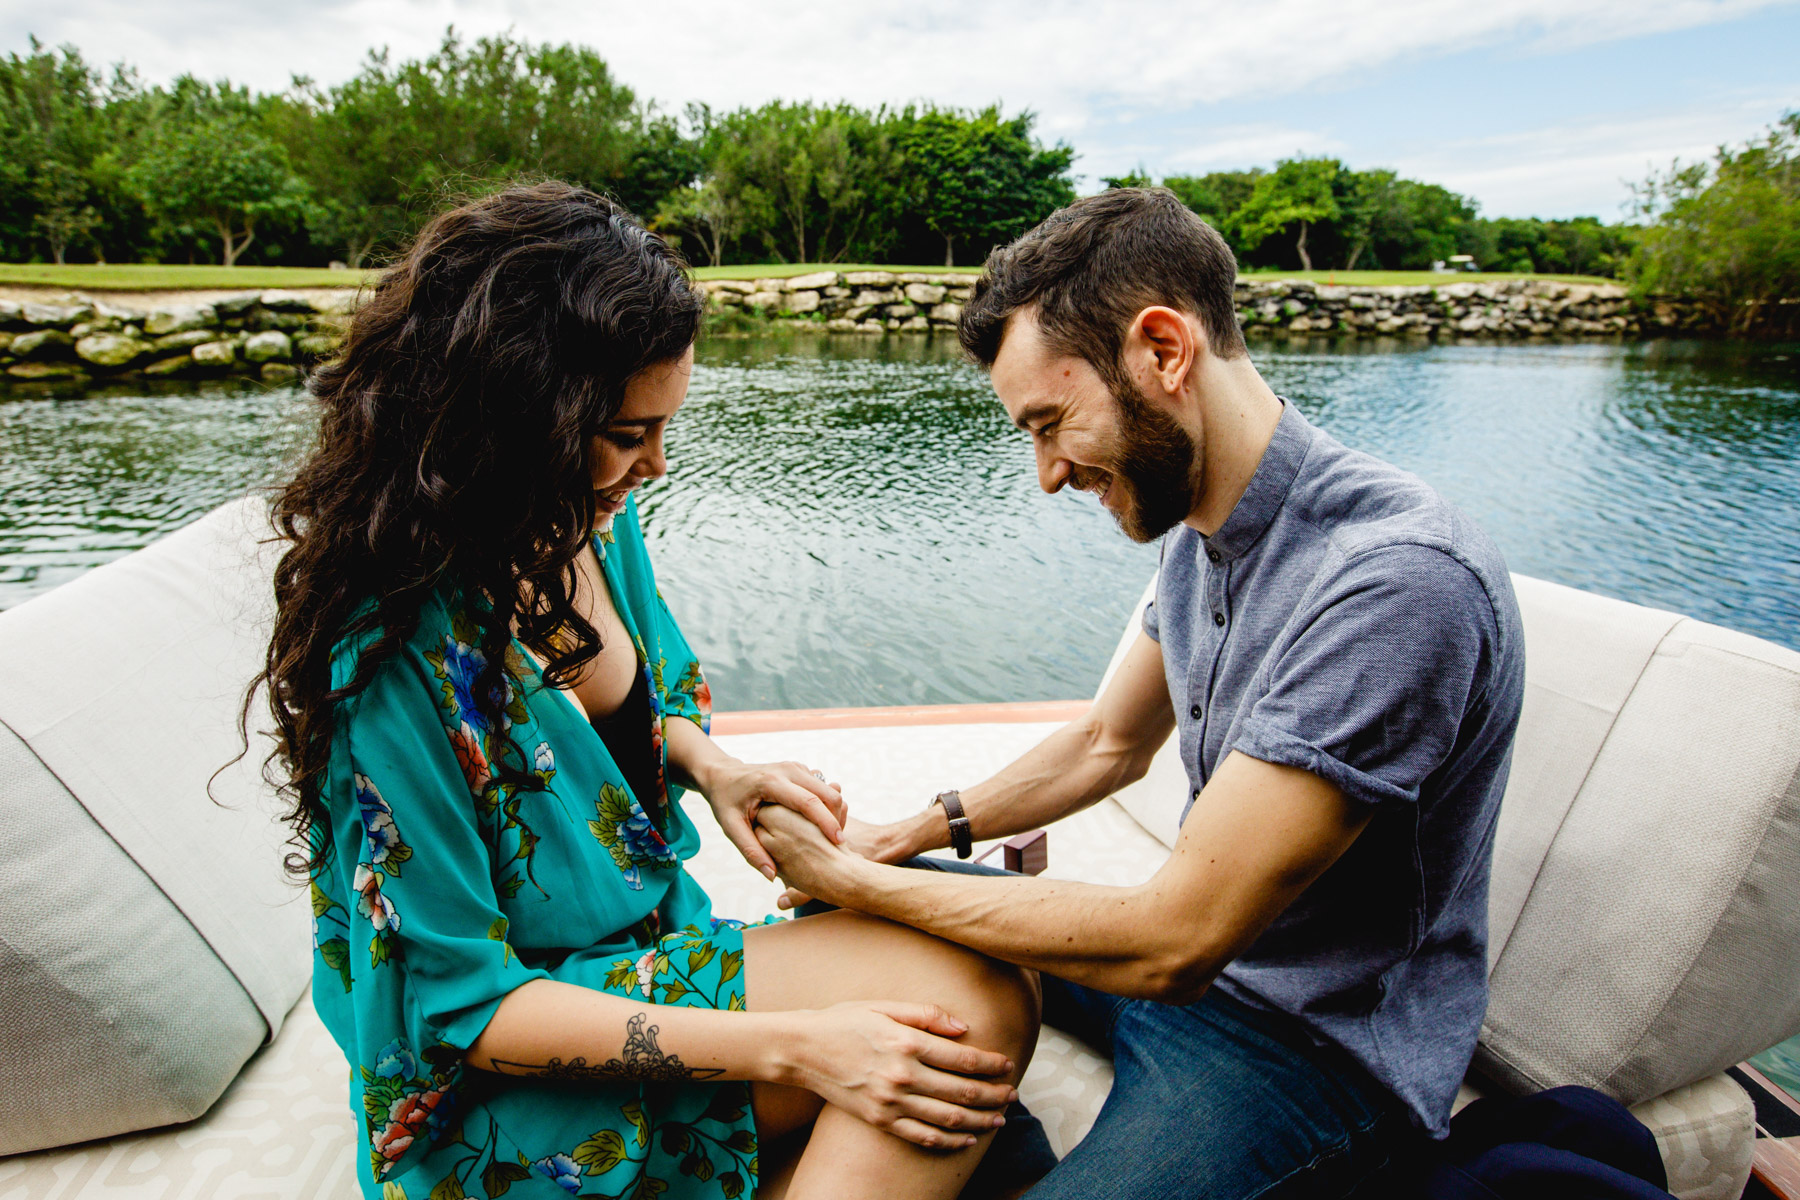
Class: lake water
5,333,1795,708
3,331,1799,1091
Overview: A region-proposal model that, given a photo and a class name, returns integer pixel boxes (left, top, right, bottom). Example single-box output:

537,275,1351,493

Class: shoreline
0,273,1748,389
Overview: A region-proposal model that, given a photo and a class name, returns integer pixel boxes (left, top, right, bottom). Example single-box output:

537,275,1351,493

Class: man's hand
704,760,846,881
755,802,868,906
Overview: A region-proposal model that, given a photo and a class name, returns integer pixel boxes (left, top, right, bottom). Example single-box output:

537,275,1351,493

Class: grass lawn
1239,269,1617,287
689,262,984,280
1,262,1618,292
0,263,382,290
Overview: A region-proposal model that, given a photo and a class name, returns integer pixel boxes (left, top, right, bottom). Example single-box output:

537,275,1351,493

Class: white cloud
1386,91,1796,216
10,0,1791,137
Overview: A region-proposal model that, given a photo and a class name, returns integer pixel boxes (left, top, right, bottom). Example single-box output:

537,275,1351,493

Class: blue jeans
896,856,1418,1199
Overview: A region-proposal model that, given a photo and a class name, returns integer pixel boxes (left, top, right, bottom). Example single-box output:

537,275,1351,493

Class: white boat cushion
0,498,309,1154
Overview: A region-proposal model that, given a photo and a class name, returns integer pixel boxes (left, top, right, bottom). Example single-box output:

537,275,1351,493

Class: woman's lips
596,485,634,513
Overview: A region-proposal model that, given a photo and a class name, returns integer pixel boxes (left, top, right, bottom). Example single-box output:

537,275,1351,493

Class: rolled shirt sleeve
1232,544,1498,808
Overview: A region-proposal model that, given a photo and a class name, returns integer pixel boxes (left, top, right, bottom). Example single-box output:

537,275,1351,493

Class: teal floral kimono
311,495,769,1200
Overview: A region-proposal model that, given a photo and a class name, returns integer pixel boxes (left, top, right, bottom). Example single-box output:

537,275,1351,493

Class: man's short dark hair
958,188,1247,379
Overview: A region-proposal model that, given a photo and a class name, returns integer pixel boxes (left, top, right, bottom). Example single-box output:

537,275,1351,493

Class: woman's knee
930,946,1040,1073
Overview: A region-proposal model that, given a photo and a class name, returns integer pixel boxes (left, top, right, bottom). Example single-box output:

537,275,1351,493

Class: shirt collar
1203,399,1313,564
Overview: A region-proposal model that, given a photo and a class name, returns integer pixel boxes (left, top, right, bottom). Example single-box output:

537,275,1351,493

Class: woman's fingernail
777,896,791,910
951,1018,969,1032
761,864,777,880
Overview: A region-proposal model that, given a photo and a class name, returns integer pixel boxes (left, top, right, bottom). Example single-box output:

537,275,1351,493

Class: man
756,188,1526,1198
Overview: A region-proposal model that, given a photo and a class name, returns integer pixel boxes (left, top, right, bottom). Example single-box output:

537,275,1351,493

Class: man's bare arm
758,751,1371,1003
863,632,1176,862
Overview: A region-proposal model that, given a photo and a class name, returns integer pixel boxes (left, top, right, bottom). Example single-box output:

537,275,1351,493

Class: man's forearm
837,857,1216,1002
888,714,1159,857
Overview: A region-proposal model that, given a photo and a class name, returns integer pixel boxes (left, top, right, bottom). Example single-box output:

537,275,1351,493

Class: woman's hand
783,1001,1017,1149
704,759,847,880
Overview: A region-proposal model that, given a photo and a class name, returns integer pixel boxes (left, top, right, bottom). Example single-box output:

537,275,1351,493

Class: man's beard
1100,385,1200,543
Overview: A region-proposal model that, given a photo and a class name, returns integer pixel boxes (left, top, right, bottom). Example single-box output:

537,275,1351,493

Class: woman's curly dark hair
255,181,704,879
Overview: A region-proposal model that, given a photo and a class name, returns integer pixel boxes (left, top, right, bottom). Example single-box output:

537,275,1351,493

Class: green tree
1230,157,1343,270
127,79,309,266
1163,169,1263,238
898,105,1074,266
1629,110,1800,334
707,101,905,263
655,179,744,267
0,39,110,262
1100,166,1154,190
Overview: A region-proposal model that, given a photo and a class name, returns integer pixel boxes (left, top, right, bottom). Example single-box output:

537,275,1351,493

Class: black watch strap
933,790,974,859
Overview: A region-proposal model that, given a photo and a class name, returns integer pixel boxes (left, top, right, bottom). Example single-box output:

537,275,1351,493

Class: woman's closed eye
605,430,648,450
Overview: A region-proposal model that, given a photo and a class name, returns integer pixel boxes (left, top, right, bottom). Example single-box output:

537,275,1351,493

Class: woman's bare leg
743,910,1039,1200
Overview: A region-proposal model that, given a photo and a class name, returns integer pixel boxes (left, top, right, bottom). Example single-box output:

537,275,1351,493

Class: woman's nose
637,438,668,481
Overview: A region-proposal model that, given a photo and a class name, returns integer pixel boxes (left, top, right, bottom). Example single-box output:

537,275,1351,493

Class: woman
260,182,1038,1200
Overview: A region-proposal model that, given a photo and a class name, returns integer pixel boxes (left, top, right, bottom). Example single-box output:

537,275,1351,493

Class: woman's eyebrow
607,416,666,429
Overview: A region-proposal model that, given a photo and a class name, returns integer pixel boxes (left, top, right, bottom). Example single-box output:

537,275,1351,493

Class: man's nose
1035,445,1071,494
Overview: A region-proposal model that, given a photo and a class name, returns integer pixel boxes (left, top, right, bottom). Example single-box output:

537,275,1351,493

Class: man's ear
1131,306,1199,403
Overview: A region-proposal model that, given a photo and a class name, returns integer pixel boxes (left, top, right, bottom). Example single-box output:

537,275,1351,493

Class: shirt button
1206,548,1222,563
1213,611,1226,627
1190,704,1203,720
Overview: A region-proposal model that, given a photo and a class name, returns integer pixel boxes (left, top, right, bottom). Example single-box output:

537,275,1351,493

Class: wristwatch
932,789,974,859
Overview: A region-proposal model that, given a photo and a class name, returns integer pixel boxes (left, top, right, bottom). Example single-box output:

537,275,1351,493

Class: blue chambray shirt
1143,400,1525,1137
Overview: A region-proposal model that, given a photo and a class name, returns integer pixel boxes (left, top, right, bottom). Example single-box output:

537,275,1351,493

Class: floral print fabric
311,496,763,1199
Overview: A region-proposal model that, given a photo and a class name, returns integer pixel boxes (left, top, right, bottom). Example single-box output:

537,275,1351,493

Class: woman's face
589,345,693,527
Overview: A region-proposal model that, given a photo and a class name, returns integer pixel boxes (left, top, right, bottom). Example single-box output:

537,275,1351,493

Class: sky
6,0,1798,220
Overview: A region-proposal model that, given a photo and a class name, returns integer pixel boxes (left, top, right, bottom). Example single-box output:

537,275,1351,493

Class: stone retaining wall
701,272,1683,338
0,275,1719,387
0,290,351,384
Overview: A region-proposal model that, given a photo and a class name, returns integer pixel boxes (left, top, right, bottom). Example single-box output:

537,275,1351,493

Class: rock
310,291,361,316
213,291,262,316
6,361,86,380
23,302,92,328
143,354,195,377
844,305,875,322
192,340,238,367
256,311,311,331
1456,314,1485,333
310,312,353,335
883,303,917,320
784,271,838,292
75,333,151,367
709,290,744,306
783,291,822,315
752,278,788,294
825,318,861,332
743,290,783,310
296,333,340,357
260,362,301,383
93,301,146,323
710,279,756,295
0,300,20,324
144,305,216,336
244,331,294,363
844,271,897,286
904,283,947,306
854,288,902,307
899,315,931,331
823,286,851,299
0,332,12,352
153,329,218,353
69,321,118,339
258,290,315,312
1281,299,1307,318
856,320,885,334
12,330,75,359
928,303,963,324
